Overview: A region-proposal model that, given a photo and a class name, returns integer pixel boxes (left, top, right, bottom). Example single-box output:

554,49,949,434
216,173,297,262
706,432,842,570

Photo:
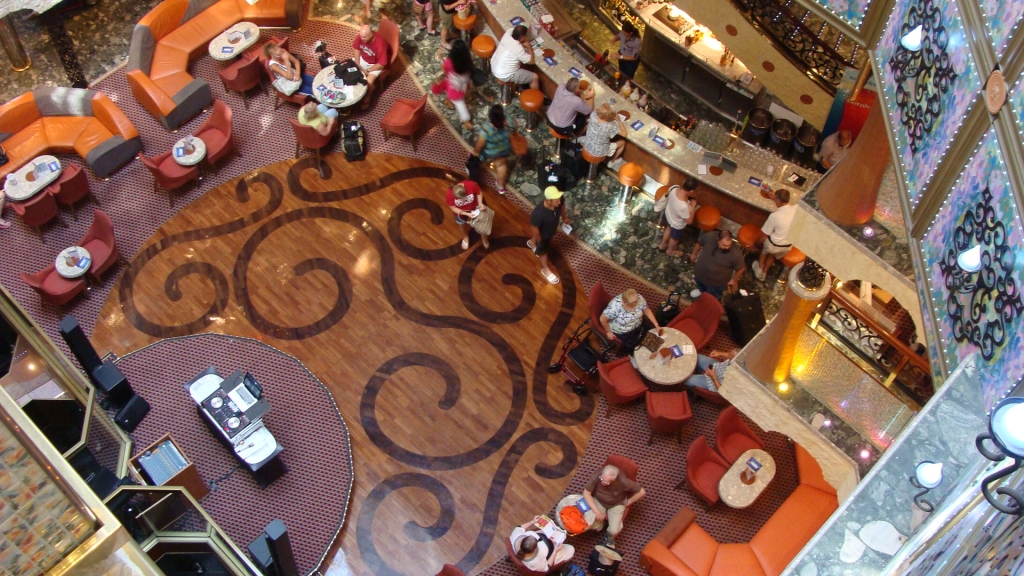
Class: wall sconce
976,397,1024,515
909,461,943,512
950,245,982,293
901,24,923,51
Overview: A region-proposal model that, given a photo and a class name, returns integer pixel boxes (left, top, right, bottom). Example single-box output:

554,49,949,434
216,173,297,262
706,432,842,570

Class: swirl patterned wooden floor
90,152,595,575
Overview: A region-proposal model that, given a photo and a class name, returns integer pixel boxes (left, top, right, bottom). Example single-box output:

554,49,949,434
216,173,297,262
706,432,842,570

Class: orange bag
559,506,589,535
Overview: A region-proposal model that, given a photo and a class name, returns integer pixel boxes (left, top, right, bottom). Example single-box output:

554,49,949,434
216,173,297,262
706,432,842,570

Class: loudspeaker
92,361,134,408
115,394,150,432
247,520,298,576
58,315,103,376
724,293,767,346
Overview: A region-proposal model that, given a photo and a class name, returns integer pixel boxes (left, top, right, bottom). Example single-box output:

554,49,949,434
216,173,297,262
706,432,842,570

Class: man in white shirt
752,188,797,281
490,25,539,90
509,516,575,571
657,177,698,257
817,130,851,172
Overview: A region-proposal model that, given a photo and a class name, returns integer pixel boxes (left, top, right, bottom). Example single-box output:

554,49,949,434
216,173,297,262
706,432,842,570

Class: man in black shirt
527,186,564,284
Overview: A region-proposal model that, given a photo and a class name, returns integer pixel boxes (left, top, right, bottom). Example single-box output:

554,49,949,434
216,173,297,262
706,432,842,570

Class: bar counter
476,0,820,226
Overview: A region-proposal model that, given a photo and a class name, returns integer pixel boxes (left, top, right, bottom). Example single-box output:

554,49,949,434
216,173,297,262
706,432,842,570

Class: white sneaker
690,289,702,299
752,261,766,281
527,239,536,251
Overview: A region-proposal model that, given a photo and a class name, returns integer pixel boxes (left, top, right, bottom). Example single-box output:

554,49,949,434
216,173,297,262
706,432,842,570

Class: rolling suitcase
724,293,766,346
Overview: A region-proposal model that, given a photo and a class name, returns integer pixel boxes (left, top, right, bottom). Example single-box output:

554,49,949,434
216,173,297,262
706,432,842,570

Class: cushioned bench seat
0,88,142,179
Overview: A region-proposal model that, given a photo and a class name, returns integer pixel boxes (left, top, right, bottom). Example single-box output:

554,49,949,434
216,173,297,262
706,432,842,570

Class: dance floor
90,152,596,575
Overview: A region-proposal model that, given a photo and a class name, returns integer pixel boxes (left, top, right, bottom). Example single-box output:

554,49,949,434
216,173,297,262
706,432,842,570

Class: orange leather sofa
126,0,301,129
639,444,838,576
0,88,142,179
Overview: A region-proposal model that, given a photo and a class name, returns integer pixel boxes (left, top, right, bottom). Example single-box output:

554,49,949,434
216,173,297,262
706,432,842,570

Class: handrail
825,287,931,373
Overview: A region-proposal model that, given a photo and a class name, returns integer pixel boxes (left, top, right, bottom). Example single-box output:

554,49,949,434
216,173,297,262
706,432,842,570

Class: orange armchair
11,190,63,242
645,391,692,444
20,265,86,306
685,435,730,506
45,164,95,221
381,94,428,151
78,210,119,281
715,405,765,463
375,17,401,87
138,151,199,207
504,538,569,575
195,100,235,167
596,356,647,416
218,53,264,109
668,292,724,350
289,119,337,180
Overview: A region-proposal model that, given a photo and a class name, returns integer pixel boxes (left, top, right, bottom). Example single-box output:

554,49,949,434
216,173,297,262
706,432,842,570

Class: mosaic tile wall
809,0,872,30
979,0,1024,57
919,129,1024,411
874,0,979,206
0,422,94,575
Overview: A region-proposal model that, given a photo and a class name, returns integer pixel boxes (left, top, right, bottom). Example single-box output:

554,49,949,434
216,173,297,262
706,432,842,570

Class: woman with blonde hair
599,288,660,351
582,103,627,164
445,179,491,250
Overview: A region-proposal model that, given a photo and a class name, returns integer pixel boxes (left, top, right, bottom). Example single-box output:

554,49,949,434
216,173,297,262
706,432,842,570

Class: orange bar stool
778,246,806,284
498,78,516,106
454,12,477,43
645,391,693,445
471,35,495,74
618,162,644,205
549,126,571,160
694,205,721,232
582,148,604,182
519,89,544,132
737,223,761,250
654,185,670,228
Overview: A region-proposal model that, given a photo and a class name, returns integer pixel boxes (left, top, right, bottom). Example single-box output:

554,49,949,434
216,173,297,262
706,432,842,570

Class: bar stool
617,162,644,205
737,223,761,250
694,205,721,232
654,185,670,228
582,148,604,183
778,246,806,284
454,13,477,43
498,79,516,106
549,126,571,160
519,89,543,132
646,391,692,445
471,35,495,74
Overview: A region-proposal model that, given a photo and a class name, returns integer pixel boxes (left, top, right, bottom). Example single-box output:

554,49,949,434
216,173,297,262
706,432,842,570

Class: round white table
208,22,259,61
718,448,776,508
553,494,596,536
173,136,207,180
4,155,62,202
55,246,91,279
312,66,368,109
633,326,698,386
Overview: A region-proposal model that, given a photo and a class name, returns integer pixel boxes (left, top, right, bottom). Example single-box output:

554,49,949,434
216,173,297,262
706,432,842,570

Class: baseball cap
544,186,564,200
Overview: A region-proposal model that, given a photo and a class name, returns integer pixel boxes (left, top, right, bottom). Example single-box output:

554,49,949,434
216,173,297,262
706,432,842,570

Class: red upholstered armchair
218,53,264,109
601,454,639,530
289,119,337,179
376,17,401,87
435,565,465,576
715,405,765,463
686,435,730,505
78,209,119,281
504,537,569,575
45,163,94,221
11,190,63,242
597,356,647,416
20,264,85,306
589,282,620,350
667,292,724,350
195,100,235,168
138,152,199,207
381,94,428,151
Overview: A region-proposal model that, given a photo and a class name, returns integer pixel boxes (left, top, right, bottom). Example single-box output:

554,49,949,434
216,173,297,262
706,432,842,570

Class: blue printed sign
630,120,644,131
543,56,556,66
568,67,583,78
510,16,524,26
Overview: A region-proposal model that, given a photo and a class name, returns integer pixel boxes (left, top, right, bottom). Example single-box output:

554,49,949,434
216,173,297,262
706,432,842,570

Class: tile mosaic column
746,262,831,383
816,99,889,226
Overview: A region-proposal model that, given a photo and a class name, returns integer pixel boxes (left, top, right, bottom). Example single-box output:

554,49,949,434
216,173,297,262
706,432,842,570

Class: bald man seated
582,464,646,547
352,24,391,109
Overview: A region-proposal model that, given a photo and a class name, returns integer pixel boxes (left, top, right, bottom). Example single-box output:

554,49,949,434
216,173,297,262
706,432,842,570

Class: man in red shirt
445,180,490,250
352,25,390,109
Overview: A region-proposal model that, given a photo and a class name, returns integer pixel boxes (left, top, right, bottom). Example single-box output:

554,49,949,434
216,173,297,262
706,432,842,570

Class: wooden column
816,99,889,226
745,263,831,383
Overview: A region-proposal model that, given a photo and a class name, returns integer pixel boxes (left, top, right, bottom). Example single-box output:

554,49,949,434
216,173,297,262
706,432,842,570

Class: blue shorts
669,226,686,241
453,211,469,224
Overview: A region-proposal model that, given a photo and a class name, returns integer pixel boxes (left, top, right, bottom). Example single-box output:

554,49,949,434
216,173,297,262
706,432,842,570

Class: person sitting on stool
547,77,595,137
751,188,796,281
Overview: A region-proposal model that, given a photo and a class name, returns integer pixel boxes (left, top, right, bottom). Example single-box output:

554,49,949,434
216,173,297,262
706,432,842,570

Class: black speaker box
724,293,767,346
115,394,150,432
59,315,103,376
93,361,134,408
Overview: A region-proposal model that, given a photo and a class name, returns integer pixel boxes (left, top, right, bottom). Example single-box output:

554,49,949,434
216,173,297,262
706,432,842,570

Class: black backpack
335,59,366,86
655,291,683,326
343,121,366,161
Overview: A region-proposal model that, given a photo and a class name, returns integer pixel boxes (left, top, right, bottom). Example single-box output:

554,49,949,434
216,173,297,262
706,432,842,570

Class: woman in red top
445,180,489,250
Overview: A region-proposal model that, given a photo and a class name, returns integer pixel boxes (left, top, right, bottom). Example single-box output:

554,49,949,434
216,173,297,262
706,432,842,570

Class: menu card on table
630,120,644,131
568,67,583,78
510,16,524,26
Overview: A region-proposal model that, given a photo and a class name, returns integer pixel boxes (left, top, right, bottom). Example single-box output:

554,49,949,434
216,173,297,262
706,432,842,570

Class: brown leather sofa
0,88,142,179
127,0,301,129
639,444,838,576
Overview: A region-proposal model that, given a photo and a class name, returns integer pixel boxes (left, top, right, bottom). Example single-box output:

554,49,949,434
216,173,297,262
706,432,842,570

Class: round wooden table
313,66,368,110
633,327,698,387
208,22,259,60
718,448,776,508
55,246,91,279
4,155,62,202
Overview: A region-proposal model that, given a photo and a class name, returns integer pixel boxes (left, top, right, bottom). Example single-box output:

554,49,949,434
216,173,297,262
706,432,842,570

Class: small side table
209,22,259,60
173,136,207,180
55,246,91,279
718,448,776,508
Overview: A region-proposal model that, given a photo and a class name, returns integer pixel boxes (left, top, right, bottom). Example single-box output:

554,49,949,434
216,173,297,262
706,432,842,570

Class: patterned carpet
111,334,353,576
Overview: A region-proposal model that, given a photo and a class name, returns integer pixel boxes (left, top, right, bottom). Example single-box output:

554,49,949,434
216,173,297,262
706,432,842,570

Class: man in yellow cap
527,187,564,284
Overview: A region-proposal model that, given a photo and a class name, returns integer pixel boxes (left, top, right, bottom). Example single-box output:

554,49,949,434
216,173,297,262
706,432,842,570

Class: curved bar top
476,0,816,225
